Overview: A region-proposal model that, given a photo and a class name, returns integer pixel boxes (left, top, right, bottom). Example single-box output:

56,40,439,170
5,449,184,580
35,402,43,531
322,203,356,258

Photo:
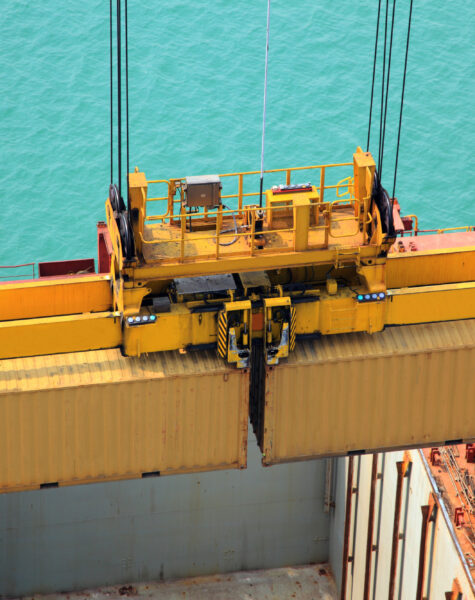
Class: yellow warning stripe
217,311,228,358
290,306,297,351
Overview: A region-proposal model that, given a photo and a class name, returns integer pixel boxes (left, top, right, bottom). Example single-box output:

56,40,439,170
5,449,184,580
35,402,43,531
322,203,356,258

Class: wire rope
392,0,414,206
380,0,397,179
259,0,271,208
367,0,382,152
125,0,130,209
116,0,122,200
378,0,389,175
109,0,114,184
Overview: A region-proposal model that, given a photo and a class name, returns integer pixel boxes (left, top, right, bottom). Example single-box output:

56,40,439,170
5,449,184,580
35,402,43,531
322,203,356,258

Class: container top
0,347,233,394
286,319,475,367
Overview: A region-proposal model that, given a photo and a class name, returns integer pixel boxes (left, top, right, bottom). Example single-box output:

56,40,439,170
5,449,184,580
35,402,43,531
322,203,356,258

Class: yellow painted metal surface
0,348,249,493
0,275,113,321
387,246,475,288
0,312,121,359
386,282,475,325
123,306,217,356
262,319,475,464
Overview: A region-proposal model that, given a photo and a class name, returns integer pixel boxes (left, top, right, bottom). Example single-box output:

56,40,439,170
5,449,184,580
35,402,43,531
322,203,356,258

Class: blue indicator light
371,294,378,300
357,294,363,301
150,315,156,321
364,294,370,300
378,292,385,299
142,315,149,322
135,316,141,322
127,317,134,324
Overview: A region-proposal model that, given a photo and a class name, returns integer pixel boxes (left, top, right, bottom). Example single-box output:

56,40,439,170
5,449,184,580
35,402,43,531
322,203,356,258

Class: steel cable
116,0,122,200
259,0,271,208
109,0,113,184
392,0,414,206
367,0,382,152
380,0,397,180
125,0,130,209
378,0,389,174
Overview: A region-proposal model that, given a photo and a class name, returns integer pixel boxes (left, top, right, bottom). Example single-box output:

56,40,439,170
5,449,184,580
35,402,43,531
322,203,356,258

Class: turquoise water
1,1,474,268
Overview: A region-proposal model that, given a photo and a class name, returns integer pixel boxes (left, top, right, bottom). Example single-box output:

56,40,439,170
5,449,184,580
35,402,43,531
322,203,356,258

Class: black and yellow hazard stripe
290,306,297,351
217,310,228,358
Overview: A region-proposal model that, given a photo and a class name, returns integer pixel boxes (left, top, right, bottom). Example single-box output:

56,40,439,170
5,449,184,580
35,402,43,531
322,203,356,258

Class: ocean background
1,0,474,269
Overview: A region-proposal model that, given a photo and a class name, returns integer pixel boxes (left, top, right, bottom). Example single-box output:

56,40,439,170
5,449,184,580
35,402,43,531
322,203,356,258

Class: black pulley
109,183,126,213
119,210,135,260
371,173,395,237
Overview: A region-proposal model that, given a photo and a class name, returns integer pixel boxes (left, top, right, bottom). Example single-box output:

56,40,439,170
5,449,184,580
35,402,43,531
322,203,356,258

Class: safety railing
145,162,354,221
139,203,297,262
0,263,36,280
399,216,475,237
139,193,366,264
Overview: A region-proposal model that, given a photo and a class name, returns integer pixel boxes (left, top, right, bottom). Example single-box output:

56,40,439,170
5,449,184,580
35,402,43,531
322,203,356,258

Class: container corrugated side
262,319,475,464
0,348,249,492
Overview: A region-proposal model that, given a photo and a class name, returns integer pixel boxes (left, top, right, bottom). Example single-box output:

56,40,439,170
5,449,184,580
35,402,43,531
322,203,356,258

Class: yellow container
0,348,249,493
261,319,475,464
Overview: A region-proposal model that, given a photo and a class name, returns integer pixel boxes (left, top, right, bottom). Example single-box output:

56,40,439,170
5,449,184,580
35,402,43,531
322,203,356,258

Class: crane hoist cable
109,0,135,260
259,0,271,209
367,0,382,152
116,0,122,201
377,0,389,175
367,0,414,219
109,0,114,185
379,0,397,180
125,0,130,213
392,0,414,208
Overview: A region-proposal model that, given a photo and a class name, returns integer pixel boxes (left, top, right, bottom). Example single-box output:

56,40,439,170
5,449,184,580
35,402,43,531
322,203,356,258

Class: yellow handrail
145,162,353,218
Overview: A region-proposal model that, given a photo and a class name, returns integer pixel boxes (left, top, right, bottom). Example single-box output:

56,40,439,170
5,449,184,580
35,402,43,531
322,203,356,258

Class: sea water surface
1,1,474,268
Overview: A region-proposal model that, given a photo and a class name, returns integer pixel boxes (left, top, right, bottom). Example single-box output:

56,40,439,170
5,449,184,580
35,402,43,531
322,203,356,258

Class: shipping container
0,348,249,492
259,319,475,464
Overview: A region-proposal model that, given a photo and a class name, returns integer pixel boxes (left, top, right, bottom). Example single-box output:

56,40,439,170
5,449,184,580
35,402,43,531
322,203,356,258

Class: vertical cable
378,0,389,174
116,0,122,200
380,0,397,179
392,0,414,205
367,0,382,152
125,0,130,211
109,0,114,184
259,0,271,208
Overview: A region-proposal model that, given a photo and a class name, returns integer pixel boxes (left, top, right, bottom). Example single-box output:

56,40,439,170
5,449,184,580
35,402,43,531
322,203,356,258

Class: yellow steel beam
0,281,473,360
387,246,475,288
123,306,217,356
0,312,121,359
386,281,475,325
0,275,113,321
123,245,382,282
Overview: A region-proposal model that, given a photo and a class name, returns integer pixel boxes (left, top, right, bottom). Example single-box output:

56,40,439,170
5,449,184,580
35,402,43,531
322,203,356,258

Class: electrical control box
183,175,222,208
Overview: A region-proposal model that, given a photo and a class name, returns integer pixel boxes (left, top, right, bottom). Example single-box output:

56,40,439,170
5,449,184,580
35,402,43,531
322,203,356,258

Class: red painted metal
454,507,465,528
340,456,354,600
392,200,405,233
401,216,414,231
465,443,475,464
97,221,113,273
416,497,436,600
430,447,441,466
363,453,378,600
0,262,35,281
394,231,475,251
388,459,411,600
38,258,95,278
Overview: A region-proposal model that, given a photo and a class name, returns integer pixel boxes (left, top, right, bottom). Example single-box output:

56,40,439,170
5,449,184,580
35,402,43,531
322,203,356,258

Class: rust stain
423,445,475,576
118,585,137,596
